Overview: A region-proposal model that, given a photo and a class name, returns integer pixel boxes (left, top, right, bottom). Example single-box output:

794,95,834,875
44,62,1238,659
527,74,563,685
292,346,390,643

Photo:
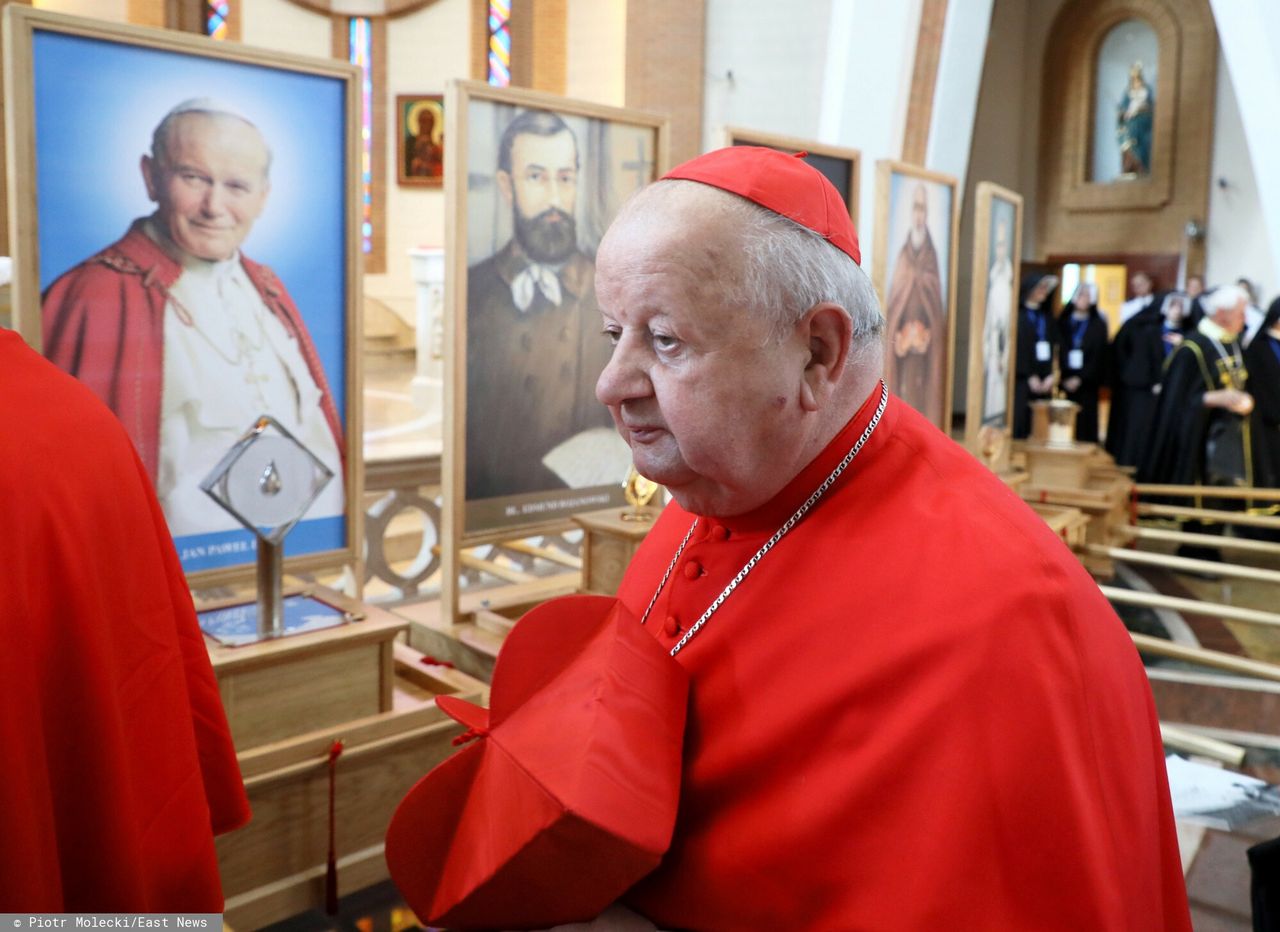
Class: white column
818,0,921,272
408,246,445,419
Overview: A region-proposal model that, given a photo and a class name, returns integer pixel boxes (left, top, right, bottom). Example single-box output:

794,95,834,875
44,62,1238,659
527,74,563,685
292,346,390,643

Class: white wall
1206,0,1280,303
372,0,471,308
819,0,921,272
701,0,832,151
1204,52,1276,302
928,0,996,188
33,0,127,20
240,0,330,57
565,0,627,107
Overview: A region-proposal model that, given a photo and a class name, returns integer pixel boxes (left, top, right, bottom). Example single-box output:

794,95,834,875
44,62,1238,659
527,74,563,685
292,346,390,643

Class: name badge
1068,348,1084,370
1036,340,1052,362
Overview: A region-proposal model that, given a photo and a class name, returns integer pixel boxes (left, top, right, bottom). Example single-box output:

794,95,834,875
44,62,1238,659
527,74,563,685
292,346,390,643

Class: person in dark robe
1055,283,1109,443
1106,291,1191,467
1246,297,1280,488
1140,285,1256,560
1012,272,1059,438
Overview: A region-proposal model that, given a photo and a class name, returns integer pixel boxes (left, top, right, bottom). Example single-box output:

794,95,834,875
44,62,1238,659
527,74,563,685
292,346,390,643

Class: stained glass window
349,17,374,255
204,1,229,40
488,1,511,86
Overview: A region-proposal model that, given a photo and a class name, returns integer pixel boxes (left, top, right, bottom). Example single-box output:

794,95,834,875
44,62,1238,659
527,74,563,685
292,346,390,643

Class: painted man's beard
514,207,578,264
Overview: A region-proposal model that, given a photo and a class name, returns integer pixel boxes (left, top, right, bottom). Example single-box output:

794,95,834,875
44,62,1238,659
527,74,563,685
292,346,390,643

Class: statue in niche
1116,61,1154,177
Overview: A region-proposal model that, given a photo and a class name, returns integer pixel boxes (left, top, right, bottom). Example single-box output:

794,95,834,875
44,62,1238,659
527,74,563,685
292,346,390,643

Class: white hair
693,186,884,354
151,97,272,175
1203,284,1249,317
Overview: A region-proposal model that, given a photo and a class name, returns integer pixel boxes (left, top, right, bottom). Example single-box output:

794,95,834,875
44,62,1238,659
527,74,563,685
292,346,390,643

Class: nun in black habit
1012,272,1059,439
1246,297,1280,488
1106,291,1192,468
1056,283,1110,443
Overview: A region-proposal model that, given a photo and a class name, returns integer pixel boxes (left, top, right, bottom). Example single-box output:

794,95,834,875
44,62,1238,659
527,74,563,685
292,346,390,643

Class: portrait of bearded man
883,181,948,425
464,108,620,505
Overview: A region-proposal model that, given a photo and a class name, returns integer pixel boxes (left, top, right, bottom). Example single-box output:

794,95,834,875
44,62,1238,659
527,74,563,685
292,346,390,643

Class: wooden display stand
1020,466,1131,578
969,426,1028,492
397,506,664,681
1028,501,1090,551
206,585,487,929
573,503,663,596
400,574,582,682
208,593,404,749
1022,439,1097,490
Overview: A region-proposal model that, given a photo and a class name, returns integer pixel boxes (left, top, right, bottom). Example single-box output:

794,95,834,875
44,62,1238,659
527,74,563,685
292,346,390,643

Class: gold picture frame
964,182,1024,450
871,160,961,433
4,6,365,591
396,93,445,187
441,79,668,622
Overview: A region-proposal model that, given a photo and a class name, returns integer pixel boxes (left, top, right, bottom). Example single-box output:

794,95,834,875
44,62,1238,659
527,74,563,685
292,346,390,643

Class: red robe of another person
0,330,250,910
617,388,1190,931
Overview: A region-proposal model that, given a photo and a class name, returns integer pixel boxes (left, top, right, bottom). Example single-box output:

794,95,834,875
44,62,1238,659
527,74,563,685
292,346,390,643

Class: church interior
4,0,1280,927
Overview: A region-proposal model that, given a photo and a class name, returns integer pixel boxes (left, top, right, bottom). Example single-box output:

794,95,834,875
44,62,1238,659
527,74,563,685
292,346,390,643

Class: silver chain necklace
640,380,889,656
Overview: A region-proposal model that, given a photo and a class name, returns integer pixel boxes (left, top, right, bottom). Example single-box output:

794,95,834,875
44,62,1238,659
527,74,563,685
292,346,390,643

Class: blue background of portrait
32,28,350,574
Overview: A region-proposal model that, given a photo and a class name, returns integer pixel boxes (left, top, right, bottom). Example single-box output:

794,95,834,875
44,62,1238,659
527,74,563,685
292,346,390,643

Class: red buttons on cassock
683,561,702,580
708,524,729,542
664,614,682,637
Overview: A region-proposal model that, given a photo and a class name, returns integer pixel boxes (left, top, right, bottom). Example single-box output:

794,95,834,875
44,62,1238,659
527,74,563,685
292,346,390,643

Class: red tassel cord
325,739,345,916
451,725,489,747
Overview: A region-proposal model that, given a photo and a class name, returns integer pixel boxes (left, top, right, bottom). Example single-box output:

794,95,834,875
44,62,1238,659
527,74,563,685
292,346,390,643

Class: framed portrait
397,93,445,187
964,182,1024,449
722,126,860,221
440,80,667,613
871,160,960,432
5,6,364,589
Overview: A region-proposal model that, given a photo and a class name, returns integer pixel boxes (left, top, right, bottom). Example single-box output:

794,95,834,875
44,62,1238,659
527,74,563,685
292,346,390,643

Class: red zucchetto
662,146,861,265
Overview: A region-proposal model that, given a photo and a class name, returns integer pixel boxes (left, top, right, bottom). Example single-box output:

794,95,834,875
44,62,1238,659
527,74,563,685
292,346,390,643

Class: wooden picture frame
4,6,364,591
396,93,445,187
964,182,1024,449
872,160,960,432
721,126,860,222
441,79,668,621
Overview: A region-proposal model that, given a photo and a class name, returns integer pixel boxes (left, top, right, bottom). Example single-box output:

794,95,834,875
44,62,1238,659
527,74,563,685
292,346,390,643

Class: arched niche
1037,0,1217,260
1091,18,1160,183
1054,1,1179,210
